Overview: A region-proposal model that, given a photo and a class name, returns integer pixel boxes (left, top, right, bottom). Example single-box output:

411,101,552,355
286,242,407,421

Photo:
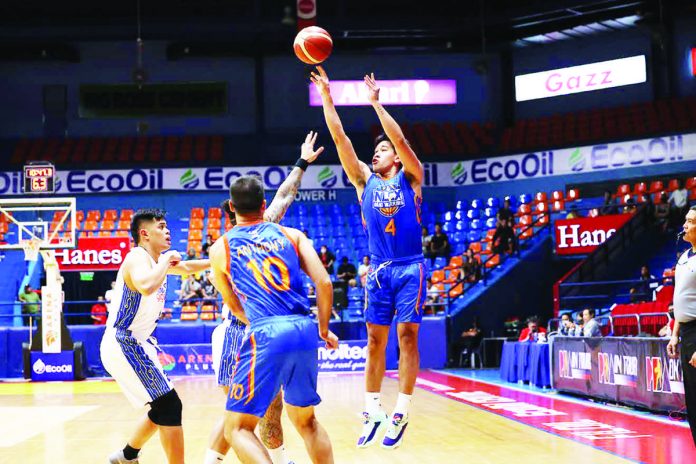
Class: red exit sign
692,48,696,76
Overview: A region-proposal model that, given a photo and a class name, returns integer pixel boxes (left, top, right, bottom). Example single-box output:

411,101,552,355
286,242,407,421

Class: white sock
204,448,225,464
393,393,412,418
267,444,288,464
365,392,382,414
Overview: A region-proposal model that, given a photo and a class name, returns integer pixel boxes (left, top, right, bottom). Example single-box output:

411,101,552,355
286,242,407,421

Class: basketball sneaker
108,450,140,463
356,409,388,448
381,413,409,449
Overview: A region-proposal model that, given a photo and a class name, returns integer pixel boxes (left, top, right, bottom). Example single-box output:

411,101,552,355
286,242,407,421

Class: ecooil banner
0,133,692,195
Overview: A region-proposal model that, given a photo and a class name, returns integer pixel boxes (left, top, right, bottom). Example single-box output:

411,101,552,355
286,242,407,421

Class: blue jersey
360,170,423,263
224,222,309,323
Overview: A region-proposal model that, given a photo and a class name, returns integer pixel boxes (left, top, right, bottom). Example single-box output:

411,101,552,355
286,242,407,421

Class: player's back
360,170,423,264
225,222,309,324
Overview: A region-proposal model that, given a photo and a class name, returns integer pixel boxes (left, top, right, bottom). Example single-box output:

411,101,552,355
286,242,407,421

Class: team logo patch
372,183,405,217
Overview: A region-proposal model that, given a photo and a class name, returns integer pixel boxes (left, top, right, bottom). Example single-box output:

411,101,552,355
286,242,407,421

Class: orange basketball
293,26,333,65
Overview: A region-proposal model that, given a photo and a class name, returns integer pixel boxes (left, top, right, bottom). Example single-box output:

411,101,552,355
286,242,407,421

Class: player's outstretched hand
163,250,182,267
321,330,339,350
364,72,380,104
301,130,325,164
310,66,331,95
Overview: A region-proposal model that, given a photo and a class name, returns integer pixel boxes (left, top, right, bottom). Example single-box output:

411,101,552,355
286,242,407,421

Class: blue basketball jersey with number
360,170,423,262
225,222,309,323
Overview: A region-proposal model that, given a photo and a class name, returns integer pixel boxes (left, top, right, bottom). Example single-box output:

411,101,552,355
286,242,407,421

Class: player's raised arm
310,66,371,189
265,130,325,224
167,258,210,275
364,73,424,186
208,239,250,325
289,227,338,349
125,249,180,296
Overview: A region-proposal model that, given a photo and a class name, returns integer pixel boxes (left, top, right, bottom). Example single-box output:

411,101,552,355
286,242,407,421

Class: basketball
293,26,333,65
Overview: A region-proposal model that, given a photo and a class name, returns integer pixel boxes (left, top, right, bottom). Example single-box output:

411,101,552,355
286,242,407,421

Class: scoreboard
23,163,56,194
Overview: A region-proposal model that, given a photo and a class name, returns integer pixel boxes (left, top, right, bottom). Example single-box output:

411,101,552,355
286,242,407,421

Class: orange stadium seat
103,210,117,220
633,182,647,195
617,184,631,196
431,269,445,284
101,220,115,231
209,229,221,241
98,231,112,237
180,304,199,321
448,283,463,298
687,177,696,189
83,220,98,231
188,229,203,242
485,254,500,269
469,242,482,254
117,220,130,231
208,208,222,219
120,209,134,220
534,192,547,203
552,200,565,212
86,210,101,222
200,304,218,321
566,188,580,201
191,208,205,219
207,218,221,230
188,240,202,253
444,269,461,284
76,210,85,223
445,255,463,270
516,204,531,216
115,230,129,237
189,218,204,230
649,180,664,193
551,190,564,201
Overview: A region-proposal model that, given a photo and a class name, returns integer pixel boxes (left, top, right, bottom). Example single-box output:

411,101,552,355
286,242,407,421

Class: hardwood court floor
0,373,633,464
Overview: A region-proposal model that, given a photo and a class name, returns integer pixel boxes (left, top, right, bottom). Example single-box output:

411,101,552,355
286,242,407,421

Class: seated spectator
518,316,547,342
358,255,370,287
336,257,357,288
582,308,602,337
180,274,203,302
600,190,618,216
91,296,108,325
623,197,637,215
18,285,41,326
497,198,514,225
669,179,689,229
184,247,198,261
428,223,450,264
461,248,481,283
631,265,656,302
449,320,483,367
319,245,335,275
492,218,516,255
201,234,214,258
558,313,575,336
201,270,219,307
425,278,444,314
573,315,584,336
565,204,581,219
654,192,670,232
422,226,433,261
659,306,676,338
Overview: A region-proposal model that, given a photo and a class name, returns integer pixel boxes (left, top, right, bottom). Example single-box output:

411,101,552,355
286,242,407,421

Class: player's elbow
315,276,333,294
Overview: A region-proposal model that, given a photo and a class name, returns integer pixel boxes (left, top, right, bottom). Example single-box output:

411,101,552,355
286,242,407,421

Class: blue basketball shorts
365,259,426,326
226,314,321,417
211,318,247,387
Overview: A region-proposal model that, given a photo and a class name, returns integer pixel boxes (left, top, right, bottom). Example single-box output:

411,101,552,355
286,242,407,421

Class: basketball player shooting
100,209,210,464
311,66,426,449
208,175,338,464
205,130,325,464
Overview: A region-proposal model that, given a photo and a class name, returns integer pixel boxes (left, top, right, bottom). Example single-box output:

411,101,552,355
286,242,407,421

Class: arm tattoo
264,167,304,224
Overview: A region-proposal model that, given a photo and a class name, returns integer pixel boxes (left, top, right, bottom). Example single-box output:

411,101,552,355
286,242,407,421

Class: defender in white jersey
205,131,324,464
101,209,209,464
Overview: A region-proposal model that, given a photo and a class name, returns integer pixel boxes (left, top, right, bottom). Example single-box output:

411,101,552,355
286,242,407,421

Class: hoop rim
20,238,42,262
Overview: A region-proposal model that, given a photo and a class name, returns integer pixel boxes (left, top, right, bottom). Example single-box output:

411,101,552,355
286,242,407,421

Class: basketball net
20,238,41,262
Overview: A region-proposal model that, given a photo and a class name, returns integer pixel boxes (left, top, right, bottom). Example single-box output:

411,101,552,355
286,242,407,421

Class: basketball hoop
21,238,41,262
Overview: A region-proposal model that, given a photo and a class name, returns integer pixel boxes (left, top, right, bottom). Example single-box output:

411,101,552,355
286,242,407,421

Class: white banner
0,133,693,195
515,55,647,102
41,285,62,354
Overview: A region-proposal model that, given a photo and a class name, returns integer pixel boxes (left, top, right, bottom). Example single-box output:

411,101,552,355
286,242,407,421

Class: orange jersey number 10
246,257,291,292
384,218,396,236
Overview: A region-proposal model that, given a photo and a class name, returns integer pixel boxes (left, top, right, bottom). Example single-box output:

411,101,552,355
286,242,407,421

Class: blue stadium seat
451,231,464,244
443,222,455,234
505,195,517,207
454,210,465,221
470,199,484,210
469,219,482,230
453,243,467,255
467,230,481,242
455,220,468,231
444,211,454,221
487,197,500,209
519,194,532,204
296,205,308,216
434,257,448,269
466,209,480,220
484,207,497,218
455,200,466,211
485,217,497,229
333,227,346,238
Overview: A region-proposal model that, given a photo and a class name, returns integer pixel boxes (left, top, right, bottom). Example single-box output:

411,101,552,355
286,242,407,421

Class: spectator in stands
358,255,370,287
426,278,444,314
421,226,433,260
565,204,580,219
337,257,357,289
185,247,198,261
449,320,483,367
201,234,214,258
518,316,547,342
669,179,689,229
91,296,108,325
559,313,575,336
659,306,676,338
492,218,515,255
497,198,514,226
429,223,450,264
319,245,335,275
655,192,670,232
304,229,314,249
623,197,637,215
201,270,219,308
462,248,481,283
18,285,40,326
104,280,116,311
582,308,602,337
600,190,618,216
181,274,203,302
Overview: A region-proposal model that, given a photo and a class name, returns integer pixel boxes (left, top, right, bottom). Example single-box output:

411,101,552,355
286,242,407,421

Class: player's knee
290,411,318,435
367,332,388,351
148,389,183,427
398,331,418,352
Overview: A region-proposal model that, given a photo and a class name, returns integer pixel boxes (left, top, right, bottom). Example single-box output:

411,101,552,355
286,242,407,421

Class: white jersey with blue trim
105,247,167,340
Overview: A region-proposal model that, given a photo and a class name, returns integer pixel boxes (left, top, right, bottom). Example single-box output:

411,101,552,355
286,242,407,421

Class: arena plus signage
55,237,130,271
555,214,631,255
308,79,457,106
515,55,647,101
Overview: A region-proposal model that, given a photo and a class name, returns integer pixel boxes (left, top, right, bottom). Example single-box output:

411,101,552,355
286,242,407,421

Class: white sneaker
381,413,409,449
356,410,388,448
108,450,140,463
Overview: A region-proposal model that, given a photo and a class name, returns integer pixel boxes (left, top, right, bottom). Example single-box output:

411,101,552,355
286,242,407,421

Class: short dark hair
374,133,393,149
691,205,696,212
583,307,596,318
526,315,540,325
229,176,265,215
561,313,570,320
130,208,166,244
220,199,236,225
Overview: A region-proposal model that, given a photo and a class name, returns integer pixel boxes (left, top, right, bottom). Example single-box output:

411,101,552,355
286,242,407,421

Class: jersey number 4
246,257,291,293
384,219,396,236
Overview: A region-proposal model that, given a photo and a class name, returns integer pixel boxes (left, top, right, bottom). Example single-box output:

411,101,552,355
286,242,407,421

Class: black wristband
294,158,309,171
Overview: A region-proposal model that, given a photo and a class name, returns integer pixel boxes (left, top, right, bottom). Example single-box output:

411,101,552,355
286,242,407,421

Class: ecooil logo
451,162,467,185
568,147,585,172
32,358,46,374
54,175,63,192
317,167,337,188
179,169,200,189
